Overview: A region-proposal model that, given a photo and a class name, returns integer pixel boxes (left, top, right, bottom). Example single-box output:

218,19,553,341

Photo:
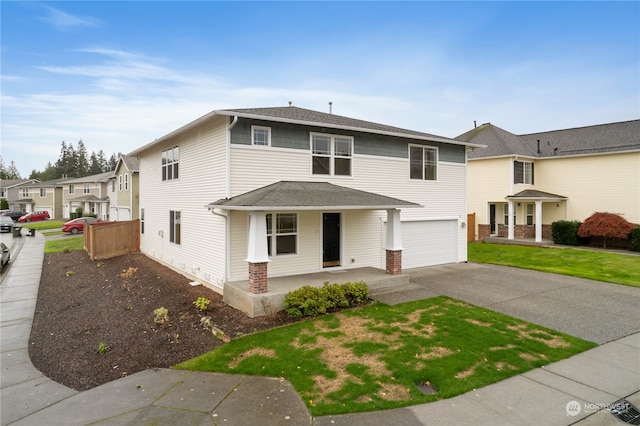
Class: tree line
0,140,121,181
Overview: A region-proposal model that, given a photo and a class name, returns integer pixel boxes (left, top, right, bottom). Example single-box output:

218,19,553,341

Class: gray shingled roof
506,190,567,200
63,171,115,184
207,181,421,211
119,155,140,172
459,119,640,159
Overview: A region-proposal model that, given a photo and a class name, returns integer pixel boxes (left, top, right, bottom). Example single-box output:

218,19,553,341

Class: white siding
138,116,229,290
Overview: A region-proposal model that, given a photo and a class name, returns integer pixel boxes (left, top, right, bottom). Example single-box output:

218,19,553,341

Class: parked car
62,217,102,234
18,211,50,223
1,242,9,268
1,216,14,233
1,211,27,222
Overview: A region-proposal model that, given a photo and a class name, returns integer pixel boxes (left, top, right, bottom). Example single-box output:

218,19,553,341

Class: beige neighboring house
16,179,67,219
457,119,640,242
61,172,114,220
129,105,483,316
108,156,140,221
1,179,40,213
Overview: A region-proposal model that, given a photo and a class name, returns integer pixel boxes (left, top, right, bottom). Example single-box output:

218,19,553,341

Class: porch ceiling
506,189,567,201
207,181,422,211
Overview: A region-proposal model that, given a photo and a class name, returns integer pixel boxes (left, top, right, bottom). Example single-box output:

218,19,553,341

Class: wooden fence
467,213,476,242
85,220,140,261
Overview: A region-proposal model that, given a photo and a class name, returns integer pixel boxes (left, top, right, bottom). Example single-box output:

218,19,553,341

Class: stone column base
248,262,268,294
386,249,402,275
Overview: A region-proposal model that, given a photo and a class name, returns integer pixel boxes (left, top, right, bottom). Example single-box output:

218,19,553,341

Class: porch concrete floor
224,267,409,318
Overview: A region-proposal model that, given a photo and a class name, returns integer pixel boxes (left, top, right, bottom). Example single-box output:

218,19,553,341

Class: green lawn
177,296,595,416
468,243,640,287
44,236,84,254
22,221,65,231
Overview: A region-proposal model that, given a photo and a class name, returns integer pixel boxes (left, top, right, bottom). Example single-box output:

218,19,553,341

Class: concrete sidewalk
1,233,638,425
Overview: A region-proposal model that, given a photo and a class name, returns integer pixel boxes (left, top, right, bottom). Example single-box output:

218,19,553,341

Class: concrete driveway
373,262,640,345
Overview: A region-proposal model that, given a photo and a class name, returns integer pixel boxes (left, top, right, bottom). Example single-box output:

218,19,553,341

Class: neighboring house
108,155,140,221
1,179,40,212
61,172,114,219
129,105,482,314
457,120,640,242
17,179,67,219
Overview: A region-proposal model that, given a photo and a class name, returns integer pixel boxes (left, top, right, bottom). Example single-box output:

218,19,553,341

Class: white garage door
387,220,458,269
118,207,131,221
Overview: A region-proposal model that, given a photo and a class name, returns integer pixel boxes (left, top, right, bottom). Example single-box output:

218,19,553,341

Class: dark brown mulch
29,251,301,391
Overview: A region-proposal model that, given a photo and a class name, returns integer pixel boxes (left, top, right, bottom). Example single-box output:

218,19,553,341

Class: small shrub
65,270,75,276
284,286,329,318
323,282,349,309
343,281,369,305
153,307,169,325
551,220,582,246
97,342,108,355
193,296,211,312
631,227,640,252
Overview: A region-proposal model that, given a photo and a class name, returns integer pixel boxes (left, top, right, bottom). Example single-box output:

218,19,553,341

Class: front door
323,213,341,268
489,204,497,234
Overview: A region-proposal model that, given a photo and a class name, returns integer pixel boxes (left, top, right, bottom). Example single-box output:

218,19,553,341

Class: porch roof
68,195,110,203
505,189,567,201
207,181,422,211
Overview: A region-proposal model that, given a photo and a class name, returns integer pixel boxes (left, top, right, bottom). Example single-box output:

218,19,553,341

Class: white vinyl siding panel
138,116,228,289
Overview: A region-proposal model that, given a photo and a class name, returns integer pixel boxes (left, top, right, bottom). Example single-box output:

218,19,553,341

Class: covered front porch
504,189,567,243
224,266,409,318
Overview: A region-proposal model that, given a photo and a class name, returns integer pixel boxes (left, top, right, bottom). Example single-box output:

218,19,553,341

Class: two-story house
458,120,640,242
129,106,482,316
61,171,114,219
17,179,67,219
1,179,40,213
108,155,140,221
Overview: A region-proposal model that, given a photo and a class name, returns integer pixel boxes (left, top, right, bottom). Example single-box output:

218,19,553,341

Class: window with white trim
140,208,145,234
266,213,297,256
162,146,179,181
40,188,46,197
252,126,271,146
69,184,75,194
514,161,534,184
169,210,180,244
83,184,90,194
22,188,29,198
124,173,129,191
503,203,516,225
118,175,123,191
409,145,438,180
111,179,116,192
311,134,352,176
526,203,534,225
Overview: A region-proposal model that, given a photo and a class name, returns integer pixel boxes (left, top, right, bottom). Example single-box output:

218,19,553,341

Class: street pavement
1,232,639,425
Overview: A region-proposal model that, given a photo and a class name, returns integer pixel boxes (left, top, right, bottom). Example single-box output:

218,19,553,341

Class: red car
62,217,102,234
18,211,50,222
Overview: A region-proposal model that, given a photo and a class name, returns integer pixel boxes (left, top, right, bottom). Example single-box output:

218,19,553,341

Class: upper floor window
311,134,352,176
111,179,116,192
124,174,129,191
118,175,123,191
0,189,5,198
514,160,534,184
40,188,47,197
266,213,297,256
83,184,90,194
252,126,271,146
69,184,75,194
409,145,438,180
162,146,179,181
22,188,29,198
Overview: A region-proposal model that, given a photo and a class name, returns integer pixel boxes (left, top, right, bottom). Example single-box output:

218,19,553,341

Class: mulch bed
29,251,300,391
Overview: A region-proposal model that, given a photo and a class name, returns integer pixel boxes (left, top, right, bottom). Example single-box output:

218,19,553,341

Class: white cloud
37,5,101,31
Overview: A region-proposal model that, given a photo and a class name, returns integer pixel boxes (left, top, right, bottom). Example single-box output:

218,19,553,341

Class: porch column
535,201,543,243
507,201,515,240
385,209,403,275
245,211,270,294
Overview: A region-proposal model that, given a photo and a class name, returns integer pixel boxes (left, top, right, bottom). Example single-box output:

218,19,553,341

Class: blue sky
2,1,639,177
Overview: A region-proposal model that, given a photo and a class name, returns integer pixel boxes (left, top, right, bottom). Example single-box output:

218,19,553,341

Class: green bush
343,281,369,305
284,286,329,318
323,283,349,309
284,281,370,318
551,220,583,246
82,213,97,218
631,227,640,252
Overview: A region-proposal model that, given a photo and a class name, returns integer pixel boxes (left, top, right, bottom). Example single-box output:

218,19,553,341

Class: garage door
118,208,131,221
385,220,458,269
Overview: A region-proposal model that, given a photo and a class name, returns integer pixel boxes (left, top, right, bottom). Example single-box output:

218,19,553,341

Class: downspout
227,116,238,199
221,115,238,287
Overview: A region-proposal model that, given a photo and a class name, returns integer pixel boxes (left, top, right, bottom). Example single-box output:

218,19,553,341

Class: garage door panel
385,220,458,269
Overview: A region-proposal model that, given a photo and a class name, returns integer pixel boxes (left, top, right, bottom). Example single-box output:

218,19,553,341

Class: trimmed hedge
284,281,369,318
631,227,640,252
551,220,583,246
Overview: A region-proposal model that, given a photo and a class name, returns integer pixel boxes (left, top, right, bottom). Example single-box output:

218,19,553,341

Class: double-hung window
83,184,90,194
504,203,516,225
169,210,181,244
311,134,352,176
69,184,75,194
124,174,129,191
514,161,534,184
118,175,123,191
22,188,29,198
40,188,46,198
162,146,179,181
266,213,297,256
526,203,534,225
409,145,438,180
252,126,271,146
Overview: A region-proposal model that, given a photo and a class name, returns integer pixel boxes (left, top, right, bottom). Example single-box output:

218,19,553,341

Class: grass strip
22,221,65,231
176,296,595,416
468,243,640,287
45,236,84,254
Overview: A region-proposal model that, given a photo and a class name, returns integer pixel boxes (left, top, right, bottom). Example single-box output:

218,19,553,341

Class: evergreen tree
88,152,102,175
76,140,90,177
108,153,119,171
6,160,21,179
